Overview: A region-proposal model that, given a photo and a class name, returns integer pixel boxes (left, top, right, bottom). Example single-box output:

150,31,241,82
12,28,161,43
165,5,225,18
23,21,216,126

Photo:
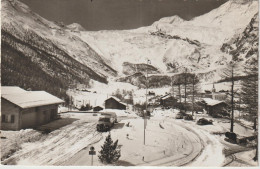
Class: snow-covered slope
2,0,117,97
2,0,258,93
135,0,258,45
2,0,117,78
74,0,258,85
67,23,86,32
221,13,259,65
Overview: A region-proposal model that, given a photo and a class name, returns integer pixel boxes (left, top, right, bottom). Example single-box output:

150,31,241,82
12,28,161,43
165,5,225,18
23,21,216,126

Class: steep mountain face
1,0,258,93
1,0,117,97
221,13,259,64
76,0,258,84
136,0,258,45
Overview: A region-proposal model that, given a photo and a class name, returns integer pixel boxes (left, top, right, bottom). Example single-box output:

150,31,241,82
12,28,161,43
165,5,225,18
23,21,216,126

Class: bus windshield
99,118,110,122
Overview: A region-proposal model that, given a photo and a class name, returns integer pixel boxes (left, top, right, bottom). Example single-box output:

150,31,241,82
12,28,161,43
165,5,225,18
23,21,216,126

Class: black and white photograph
1,0,259,167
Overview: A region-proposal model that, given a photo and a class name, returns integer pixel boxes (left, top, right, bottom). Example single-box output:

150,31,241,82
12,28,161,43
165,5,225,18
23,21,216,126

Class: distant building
203,83,227,101
212,92,227,101
148,91,155,96
105,97,126,110
201,98,228,116
1,86,64,130
93,106,104,112
160,95,177,108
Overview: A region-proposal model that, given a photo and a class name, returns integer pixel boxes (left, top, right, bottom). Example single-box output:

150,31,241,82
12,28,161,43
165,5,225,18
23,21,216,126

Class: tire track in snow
138,119,204,166
5,121,102,165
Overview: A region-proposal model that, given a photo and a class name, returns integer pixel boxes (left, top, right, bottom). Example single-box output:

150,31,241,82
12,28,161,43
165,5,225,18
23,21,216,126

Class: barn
1,86,64,130
202,98,228,117
105,97,126,110
160,95,177,108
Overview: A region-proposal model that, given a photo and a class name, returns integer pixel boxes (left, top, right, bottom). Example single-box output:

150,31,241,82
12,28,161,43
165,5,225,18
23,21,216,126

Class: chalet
1,86,64,130
160,95,177,108
93,105,104,112
105,97,126,110
201,98,228,116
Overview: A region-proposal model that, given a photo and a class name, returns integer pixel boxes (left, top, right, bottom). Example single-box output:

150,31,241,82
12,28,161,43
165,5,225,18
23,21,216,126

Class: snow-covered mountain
77,0,258,84
221,13,259,65
67,23,86,32
1,0,117,97
1,0,258,94
136,0,258,45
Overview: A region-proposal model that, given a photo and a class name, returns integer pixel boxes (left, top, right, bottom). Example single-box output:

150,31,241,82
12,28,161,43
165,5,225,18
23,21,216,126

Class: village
0,81,257,166
0,0,258,167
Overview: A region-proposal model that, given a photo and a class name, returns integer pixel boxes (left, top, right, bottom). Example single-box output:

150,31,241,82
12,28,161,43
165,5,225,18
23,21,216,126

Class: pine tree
240,57,258,161
241,57,258,126
221,61,240,132
98,133,121,164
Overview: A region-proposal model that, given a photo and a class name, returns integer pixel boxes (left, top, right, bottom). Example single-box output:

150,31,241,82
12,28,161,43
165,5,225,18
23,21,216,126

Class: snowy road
63,117,224,166
1,112,230,166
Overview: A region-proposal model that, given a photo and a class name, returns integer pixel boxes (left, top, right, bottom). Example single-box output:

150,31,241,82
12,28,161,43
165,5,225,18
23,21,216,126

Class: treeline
2,43,69,101
1,24,113,103
112,89,134,105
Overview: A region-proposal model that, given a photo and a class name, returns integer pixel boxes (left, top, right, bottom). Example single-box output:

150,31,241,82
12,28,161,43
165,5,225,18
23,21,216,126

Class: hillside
1,0,258,94
1,0,117,98
221,13,259,65
77,0,257,81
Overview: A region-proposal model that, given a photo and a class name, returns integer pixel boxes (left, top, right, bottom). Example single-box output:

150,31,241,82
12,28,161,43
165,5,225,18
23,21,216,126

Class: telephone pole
144,59,151,145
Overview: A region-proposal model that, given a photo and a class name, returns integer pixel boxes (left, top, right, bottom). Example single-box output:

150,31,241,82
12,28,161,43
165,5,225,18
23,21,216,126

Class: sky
20,0,228,31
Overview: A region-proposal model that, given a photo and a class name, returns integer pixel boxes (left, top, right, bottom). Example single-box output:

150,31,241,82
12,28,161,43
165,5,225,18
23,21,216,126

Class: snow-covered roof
160,94,170,99
1,86,27,95
106,96,127,106
93,105,104,109
108,96,121,102
161,95,175,100
2,91,64,109
202,98,225,106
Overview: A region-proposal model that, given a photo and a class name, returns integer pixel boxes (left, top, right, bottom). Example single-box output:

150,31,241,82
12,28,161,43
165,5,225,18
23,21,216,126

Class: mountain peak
67,23,86,32
152,15,184,26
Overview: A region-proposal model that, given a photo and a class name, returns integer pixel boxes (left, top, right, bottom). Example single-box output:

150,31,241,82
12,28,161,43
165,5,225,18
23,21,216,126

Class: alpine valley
2,0,258,98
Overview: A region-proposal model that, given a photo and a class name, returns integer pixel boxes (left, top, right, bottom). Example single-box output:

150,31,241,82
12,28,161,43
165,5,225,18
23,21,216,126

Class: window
2,115,15,123
11,115,15,123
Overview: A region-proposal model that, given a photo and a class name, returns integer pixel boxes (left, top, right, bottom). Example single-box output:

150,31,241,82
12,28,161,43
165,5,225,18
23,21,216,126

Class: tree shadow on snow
116,160,135,166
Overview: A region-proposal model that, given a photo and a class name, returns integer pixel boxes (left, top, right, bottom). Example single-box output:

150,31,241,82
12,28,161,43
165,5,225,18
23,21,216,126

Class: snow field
2,113,102,165
64,117,208,166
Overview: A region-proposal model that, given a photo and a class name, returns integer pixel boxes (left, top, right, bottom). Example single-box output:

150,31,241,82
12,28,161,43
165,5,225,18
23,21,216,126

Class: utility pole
239,92,241,121
184,68,187,112
178,84,181,104
192,74,195,116
184,68,187,104
171,76,174,109
230,65,234,133
144,59,151,145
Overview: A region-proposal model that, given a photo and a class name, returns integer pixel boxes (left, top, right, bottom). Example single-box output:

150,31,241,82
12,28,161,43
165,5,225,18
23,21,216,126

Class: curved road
63,117,224,166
